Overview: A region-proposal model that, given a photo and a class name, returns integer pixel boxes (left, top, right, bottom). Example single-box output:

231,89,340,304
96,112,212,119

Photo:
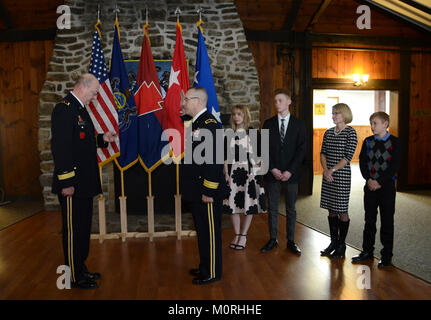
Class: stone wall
39,0,260,211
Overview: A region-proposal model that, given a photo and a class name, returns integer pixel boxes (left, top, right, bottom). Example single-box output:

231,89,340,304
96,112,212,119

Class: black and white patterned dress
320,126,358,214
223,129,266,215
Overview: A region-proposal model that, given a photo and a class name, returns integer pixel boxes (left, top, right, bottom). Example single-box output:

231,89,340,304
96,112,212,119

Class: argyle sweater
359,132,401,186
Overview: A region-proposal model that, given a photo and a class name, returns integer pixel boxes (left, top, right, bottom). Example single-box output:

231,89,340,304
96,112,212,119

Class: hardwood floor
0,211,430,300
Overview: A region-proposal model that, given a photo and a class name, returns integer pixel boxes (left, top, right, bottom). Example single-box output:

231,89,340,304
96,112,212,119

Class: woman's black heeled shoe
234,234,247,250
229,234,241,249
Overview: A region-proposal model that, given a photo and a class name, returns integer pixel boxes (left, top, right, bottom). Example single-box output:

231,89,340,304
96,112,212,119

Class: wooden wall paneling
407,52,418,185
300,33,313,195
317,47,326,78
326,49,338,78
409,52,431,185
312,47,318,78
250,41,301,124
0,40,52,197
0,43,11,192
352,50,364,75
363,50,374,77
313,126,373,174
389,91,399,137
311,47,401,81
387,51,400,79
373,51,385,79
396,47,411,189
337,48,345,78
424,53,431,184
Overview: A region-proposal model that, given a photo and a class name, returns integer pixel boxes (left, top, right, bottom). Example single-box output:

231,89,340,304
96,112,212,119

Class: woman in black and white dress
223,105,266,250
320,103,358,258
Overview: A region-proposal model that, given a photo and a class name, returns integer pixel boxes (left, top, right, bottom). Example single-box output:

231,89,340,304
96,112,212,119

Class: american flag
87,22,120,165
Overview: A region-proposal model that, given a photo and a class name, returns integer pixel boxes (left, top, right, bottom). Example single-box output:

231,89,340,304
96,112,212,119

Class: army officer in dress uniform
181,86,227,285
51,73,116,289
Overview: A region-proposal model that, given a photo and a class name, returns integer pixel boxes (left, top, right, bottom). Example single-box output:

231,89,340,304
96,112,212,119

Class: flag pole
95,8,107,243
174,7,183,239
196,7,204,33
98,163,107,243
175,6,181,24
143,7,155,241
114,6,127,242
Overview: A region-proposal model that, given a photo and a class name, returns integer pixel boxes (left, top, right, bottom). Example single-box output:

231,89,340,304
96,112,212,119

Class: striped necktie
280,119,285,144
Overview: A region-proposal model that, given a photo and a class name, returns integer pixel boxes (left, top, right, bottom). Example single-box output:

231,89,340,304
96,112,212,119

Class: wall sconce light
353,74,370,86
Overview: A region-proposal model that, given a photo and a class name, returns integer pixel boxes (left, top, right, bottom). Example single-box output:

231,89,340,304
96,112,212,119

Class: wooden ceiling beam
0,0,14,29
0,28,56,42
358,0,431,33
398,0,431,15
305,0,332,31
244,28,431,48
283,0,302,31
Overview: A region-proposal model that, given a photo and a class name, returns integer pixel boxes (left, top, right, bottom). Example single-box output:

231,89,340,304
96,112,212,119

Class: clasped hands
367,178,381,191
323,168,334,183
271,168,292,181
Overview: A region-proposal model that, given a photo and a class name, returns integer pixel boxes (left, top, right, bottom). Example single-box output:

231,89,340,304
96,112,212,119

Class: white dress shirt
278,113,291,137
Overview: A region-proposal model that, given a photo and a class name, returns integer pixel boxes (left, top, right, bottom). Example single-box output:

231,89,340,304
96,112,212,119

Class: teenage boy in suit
261,89,306,254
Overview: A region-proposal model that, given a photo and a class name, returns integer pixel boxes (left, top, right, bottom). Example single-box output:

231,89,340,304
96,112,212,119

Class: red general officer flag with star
163,22,190,161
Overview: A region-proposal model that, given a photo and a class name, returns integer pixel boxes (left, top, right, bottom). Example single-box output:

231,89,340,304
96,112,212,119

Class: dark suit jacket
262,114,306,184
51,92,108,197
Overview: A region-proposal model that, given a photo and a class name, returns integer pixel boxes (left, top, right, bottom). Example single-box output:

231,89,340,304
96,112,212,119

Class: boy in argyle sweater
352,112,401,268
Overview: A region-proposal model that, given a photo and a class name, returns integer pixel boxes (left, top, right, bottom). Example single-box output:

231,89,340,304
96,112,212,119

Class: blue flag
194,24,221,124
110,20,138,170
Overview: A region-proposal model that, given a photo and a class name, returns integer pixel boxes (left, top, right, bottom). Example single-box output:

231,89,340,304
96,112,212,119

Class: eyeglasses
183,96,199,101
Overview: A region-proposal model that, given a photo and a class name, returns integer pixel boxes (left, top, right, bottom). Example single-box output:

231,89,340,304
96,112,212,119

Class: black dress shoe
260,239,278,253
287,241,301,255
71,279,99,289
378,258,393,268
83,272,102,281
351,251,374,264
192,277,221,285
189,268,201,277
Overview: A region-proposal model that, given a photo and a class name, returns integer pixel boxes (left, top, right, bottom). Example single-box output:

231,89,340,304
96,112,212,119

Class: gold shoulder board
59,100,70,106
205,119,217,124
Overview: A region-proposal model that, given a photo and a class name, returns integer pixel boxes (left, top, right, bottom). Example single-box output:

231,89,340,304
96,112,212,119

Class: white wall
313,90,379,128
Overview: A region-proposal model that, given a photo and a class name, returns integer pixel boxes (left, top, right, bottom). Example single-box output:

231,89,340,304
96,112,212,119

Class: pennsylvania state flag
110,19,138,170
194,21,221,124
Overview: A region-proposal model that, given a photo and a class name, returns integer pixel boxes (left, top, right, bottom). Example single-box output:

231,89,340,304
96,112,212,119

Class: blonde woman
223,105,266,250
320,103,358,258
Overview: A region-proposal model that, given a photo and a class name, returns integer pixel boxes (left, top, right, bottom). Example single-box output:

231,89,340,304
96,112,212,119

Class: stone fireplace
38,0,261,221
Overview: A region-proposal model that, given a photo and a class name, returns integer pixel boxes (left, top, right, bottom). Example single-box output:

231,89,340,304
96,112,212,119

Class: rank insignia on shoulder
205,119,217,124
60,100,70,106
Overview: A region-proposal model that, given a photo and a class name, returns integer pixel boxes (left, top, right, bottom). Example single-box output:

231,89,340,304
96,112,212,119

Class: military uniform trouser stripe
208,203,215,279
66,197,76,282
